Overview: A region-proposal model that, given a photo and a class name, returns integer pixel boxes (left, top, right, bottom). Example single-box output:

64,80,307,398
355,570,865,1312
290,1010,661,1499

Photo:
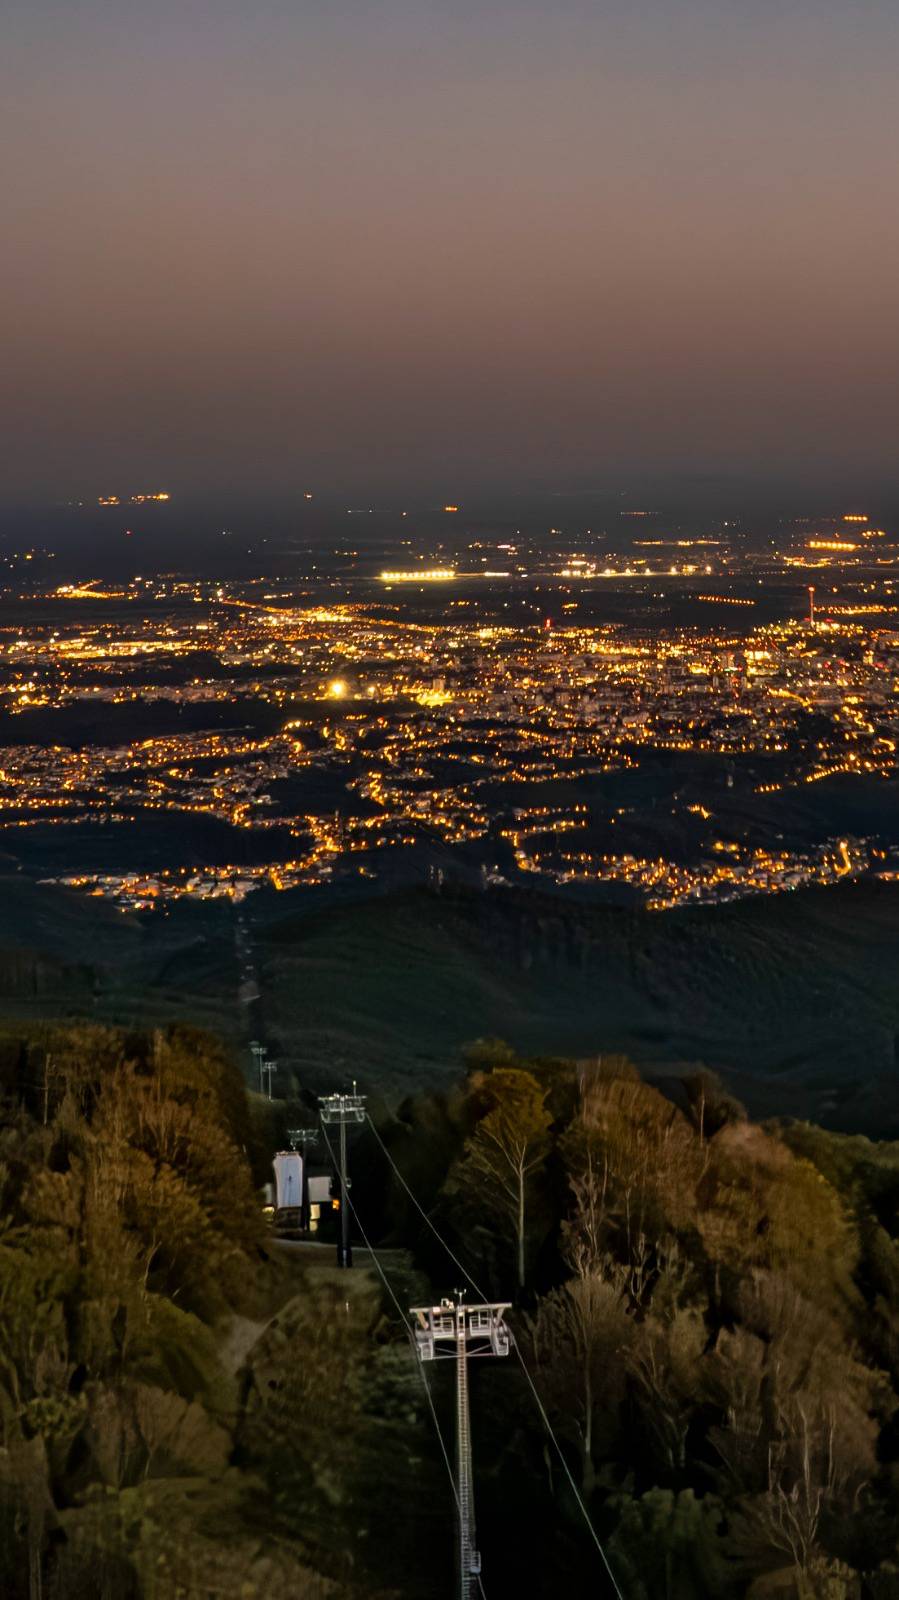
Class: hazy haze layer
3,0,898,502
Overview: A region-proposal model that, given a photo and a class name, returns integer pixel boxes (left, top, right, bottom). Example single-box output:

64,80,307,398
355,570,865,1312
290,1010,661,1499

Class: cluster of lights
379,568,455,583
3,554,898,913
97,492,170,507
808,540,859,553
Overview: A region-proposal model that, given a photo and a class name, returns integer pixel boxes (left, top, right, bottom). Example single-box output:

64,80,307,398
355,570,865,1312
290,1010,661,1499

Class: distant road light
379,568,455,582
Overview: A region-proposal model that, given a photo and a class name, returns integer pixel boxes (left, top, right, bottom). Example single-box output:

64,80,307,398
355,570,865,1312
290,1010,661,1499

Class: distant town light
379,568,455,582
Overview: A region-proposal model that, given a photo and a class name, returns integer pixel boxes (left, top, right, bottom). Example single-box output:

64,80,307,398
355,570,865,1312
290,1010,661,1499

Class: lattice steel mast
410,1296,511,1599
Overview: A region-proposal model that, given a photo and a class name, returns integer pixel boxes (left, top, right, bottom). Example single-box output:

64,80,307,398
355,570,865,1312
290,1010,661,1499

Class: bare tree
447,1069,552,1290
527,1273,632,1492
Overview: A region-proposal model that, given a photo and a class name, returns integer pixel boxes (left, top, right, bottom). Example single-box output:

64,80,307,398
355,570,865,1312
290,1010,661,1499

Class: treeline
8,1017,899,1599
0,1023,436,1600
363,1043,899,1599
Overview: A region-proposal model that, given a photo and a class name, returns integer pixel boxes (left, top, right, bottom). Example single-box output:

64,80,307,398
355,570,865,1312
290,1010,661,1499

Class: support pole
410,1297,511,1599
319,1089,366,1268
250,1040,265,1095
339,1113,350,1268
455,1300,475,1600
288,1128,320,1231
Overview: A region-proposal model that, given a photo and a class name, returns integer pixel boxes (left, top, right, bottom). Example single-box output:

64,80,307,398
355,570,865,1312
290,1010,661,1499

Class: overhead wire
318,1117,410,1325
362,1111,627,1599
509,1335,625,1600
318,1116,488,1597
365,1111,488,1300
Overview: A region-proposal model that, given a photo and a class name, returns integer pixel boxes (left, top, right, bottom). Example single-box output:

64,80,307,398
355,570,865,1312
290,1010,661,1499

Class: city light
3,521,897,912
379,568,455,582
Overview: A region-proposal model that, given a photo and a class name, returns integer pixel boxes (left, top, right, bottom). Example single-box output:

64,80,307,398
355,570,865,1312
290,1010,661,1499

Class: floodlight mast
319,1088,366,1266
288,1127,320,1229
250,1040,266,1094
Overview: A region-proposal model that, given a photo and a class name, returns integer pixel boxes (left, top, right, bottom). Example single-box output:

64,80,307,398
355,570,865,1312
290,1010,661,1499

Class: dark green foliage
605,1489,737,1599
9,1005,899,1599
237,1270,445,1597
0,1018,446,1600
0,1022,366,1599
385,1047,899,1598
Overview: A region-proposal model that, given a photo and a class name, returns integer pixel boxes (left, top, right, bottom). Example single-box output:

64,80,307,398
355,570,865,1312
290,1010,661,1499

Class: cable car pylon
410,1294,511,1599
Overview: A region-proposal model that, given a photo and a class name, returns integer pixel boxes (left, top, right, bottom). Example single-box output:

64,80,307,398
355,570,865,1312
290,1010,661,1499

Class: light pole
250,1040,266,1095
319,1087,366,1266
288,1126,320,1230
263,1057,277,1099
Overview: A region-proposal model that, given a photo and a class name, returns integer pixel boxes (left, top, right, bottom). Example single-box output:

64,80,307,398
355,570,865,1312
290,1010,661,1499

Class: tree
461,1036,518,1073
696,1124,858,1302
627,1307,710,1483
681,1068,745,1142
0,1021,279,1598
445,1068,552,1291
606,1488,738,1600
706,1274,881,1592
560,1072,706,1271
526,1273,633,1492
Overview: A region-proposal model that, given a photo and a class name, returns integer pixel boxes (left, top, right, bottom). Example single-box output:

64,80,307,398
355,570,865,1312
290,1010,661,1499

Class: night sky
3,0,898,505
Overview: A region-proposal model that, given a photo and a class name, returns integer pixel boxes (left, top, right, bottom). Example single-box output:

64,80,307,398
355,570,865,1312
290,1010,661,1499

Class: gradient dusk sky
2,0,898,505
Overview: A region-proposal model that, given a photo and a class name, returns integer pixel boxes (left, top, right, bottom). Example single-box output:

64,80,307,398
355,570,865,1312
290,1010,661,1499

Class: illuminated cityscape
6,0,899,1588
2,513,897,913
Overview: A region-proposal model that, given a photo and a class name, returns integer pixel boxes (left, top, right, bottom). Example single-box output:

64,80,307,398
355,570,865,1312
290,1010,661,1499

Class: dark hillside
1,869,898,1132
254,880,899,1130
0,872,241,1039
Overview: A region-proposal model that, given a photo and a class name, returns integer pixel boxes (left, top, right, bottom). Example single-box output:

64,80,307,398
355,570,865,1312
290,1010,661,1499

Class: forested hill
0,1021,446,1599
254,879,899,1126
1,873,899,1130
6,1021,899,1598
